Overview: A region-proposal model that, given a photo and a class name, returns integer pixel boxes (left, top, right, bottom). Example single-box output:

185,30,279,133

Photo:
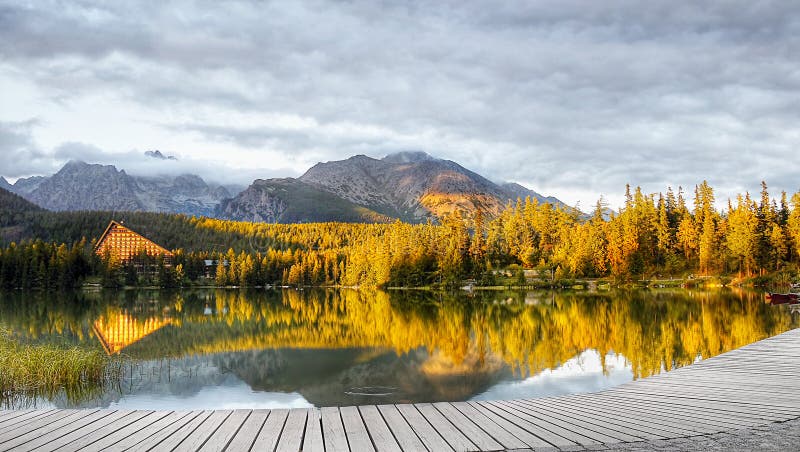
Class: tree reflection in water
0,288,796,408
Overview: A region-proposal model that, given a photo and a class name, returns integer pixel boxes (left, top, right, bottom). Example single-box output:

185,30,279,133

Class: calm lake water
1,288,797,410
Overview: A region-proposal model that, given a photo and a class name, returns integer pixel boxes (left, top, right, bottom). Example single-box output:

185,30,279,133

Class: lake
0,288,796,410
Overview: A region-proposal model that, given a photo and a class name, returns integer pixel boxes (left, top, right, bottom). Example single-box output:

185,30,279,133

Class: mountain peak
145,150,178,161
381,151,436,164
62,159,88,169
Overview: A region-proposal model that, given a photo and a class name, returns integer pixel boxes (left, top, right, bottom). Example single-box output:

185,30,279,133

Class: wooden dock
1,328,798,451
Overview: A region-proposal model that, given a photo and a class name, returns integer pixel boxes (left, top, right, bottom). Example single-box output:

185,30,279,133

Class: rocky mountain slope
296,151,564,222
216,178,392,223
8,175,46,195
10,160,234,217
0,177,13,192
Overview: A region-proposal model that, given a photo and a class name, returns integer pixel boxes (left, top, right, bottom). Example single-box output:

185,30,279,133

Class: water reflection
471,350,633,401
0,288,796,409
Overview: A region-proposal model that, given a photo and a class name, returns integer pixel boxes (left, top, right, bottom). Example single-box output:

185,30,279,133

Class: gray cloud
1,0,799,207
49,143,287,186
0,120,62,178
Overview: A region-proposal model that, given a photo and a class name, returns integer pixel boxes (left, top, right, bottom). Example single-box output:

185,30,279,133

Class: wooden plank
52,411,159,452
607,387,800,415
449,402,529,449
530,396,681,439
340,406,375,452
598,392,791,423
302,408,324,452
395,404,454,451
474,401,575,448
30,410,135,452
618,379,800,400
620,386,800,407
276,408,308,452
0,410,34,425
0,410,105,452
0,411,18,421
655,375,796,391
566,394,733,433
321,406,350,452
509,400,644,442
557,393,705,434
0,410,55,432
415,403,477,451
85,410,194,452
172,410,232,451
596,395,796,422
433,402,505,451
126,411,211,452
489,401,601,446
251,408,288,451
199,409,250,452
500,400,623,444
358,405,401,452
376,405,428,452
0,410,90,447
226,409,269,452
0,410,62,436
463,402,553,449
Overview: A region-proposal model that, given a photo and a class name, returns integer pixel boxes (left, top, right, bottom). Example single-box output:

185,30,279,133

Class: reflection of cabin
94,220,174,266
92,312,172,355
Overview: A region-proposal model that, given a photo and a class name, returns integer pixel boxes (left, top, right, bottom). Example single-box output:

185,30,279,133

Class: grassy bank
0,328,121,405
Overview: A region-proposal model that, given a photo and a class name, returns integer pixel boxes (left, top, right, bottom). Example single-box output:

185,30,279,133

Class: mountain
216,178,392,223
27,160,143,211
144,150,177,161
297,151,564,222
0,177,12,192
134,173,233,217
2,151,567,224
500,182,568,208
9,175,46,195
17,161,232,217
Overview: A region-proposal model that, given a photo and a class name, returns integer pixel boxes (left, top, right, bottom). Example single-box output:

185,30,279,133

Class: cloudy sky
1,1,798,209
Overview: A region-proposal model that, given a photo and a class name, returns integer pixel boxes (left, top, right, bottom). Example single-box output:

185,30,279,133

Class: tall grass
0,329,122,406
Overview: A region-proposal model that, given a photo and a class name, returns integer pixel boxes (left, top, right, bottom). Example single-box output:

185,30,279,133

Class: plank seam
375,405,418,452
293,410,310,452
216,410,252,452
433,402,503,451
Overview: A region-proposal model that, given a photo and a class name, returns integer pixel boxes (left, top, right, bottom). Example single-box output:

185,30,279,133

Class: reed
0,329,121,403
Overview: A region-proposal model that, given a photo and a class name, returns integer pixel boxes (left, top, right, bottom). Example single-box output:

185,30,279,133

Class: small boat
766,293,800,305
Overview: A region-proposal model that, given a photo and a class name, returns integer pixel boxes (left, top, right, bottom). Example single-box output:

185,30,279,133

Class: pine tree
725,194,758,275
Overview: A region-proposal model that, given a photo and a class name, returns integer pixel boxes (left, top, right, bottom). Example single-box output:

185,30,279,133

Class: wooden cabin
94,220,174,263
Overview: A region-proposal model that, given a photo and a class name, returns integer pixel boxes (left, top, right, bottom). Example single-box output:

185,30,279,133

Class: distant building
94,220,174,263
203,259,228,278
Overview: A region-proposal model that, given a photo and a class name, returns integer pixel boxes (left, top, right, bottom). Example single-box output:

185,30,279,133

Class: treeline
0,240,91,290
2,181,800,288
487,181,800,281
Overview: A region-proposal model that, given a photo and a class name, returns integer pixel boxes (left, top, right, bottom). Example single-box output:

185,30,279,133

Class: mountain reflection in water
0,288,796,409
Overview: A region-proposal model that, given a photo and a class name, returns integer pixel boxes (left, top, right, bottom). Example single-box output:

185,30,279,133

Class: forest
1,181,800,289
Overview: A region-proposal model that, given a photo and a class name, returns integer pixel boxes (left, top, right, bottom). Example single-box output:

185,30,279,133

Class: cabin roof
94,220,174,257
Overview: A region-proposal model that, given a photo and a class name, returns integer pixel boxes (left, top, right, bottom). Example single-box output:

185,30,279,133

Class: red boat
766,293,800,304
